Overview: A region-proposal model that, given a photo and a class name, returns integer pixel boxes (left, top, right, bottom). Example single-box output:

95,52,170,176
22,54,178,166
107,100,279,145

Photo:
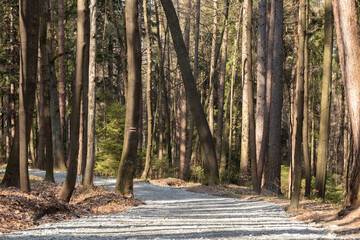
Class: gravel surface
0,169,337,239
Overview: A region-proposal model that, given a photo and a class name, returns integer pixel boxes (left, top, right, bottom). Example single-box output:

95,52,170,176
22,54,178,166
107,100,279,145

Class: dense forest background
0,0,359,209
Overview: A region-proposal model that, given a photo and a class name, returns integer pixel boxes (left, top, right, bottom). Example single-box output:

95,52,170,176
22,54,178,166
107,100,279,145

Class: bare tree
160,0,219,185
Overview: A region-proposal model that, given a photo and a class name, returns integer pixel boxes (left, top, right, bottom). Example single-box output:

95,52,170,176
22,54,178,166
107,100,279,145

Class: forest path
1,169,337,239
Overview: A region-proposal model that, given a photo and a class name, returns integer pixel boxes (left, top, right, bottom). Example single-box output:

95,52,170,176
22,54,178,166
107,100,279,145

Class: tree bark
255,0,267,184
114,0,142,196
18,0,41,192
141,0,153,180
40,0,55,183
58,0,66,141
216,0,229,164
315,0,333,199
289,0,305,210
332,0,360,207
58,0,86,202
263,0,284,195
160,0,219,185
82,0,97,193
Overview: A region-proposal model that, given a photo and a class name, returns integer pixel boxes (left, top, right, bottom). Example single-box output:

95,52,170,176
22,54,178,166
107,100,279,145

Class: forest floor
151,178,360,239
0,169,142,234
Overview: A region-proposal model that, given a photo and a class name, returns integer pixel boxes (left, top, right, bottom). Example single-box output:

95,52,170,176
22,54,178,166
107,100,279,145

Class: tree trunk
49,1,67,172
58,0,86,202
114,0,142,196
255,0,267,184
186,0,200,174
58,0,66,141
208,0,218,136
303,0,311,198
216,0,229,163
332,0,360,207
240,0,255,186
141,0,153,180
160,0,219,185
289,0,305,210
83,0,97,193
18,0,41,192
263,0,284,194
315,0,333,199
40,0,55,183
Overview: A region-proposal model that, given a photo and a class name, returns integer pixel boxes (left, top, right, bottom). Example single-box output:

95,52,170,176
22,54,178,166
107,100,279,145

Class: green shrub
94,102,126,177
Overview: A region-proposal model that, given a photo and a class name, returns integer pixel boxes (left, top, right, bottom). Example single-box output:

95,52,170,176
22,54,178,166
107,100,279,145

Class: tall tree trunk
186,0,200,173
240,0,257,190
315,0,333,199
40,0,55,183
208,0,218,136
49,1,67,172
216,0,229,163
255,0,267,184
289,0,305,210
83,0,97,193
160,0,219,185
332,0,360,207
303,0,311,198
58,0,86,202
114,0,142,196
58,0,66,141
18,0,41,192
229,6,242,164
141,0,153,180
179,0,191,181
263,0,284,194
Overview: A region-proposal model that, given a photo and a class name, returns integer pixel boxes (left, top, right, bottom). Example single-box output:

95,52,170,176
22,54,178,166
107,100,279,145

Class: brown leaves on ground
0,173,142,234
151,178,360,239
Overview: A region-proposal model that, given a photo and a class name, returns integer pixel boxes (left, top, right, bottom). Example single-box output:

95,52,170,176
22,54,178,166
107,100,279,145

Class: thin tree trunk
208,0,218,136
40,0,55,183
186,0,200,173
315,0,333,199
58,0,66,141
303,0,311,198
114,0,142,196
289,0,306,210
141,0,153,180
58,0,86,202
83,0,97,193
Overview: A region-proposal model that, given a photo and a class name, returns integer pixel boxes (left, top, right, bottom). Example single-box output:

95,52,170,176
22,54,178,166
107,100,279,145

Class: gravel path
1,169,337,239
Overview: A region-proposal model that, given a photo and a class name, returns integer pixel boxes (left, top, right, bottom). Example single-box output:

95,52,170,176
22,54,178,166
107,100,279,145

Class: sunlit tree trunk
289,0,305,210
58,0,86,202
141,0,153,180
303,0,311,198
332,0,360,207
18,0,41,192
58,0,66,141
255,0,267,184
114,0,142,196
315,0,333,199
83,0,97,193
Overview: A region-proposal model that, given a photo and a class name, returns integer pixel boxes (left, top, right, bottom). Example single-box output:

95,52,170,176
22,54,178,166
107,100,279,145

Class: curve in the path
0,170,337,239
